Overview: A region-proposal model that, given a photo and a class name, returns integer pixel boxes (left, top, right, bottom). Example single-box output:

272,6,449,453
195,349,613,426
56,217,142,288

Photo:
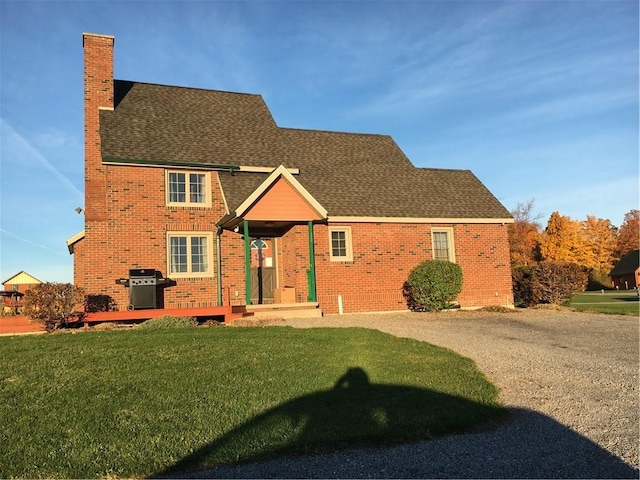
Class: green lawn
0,326,504,479
567,291,639,316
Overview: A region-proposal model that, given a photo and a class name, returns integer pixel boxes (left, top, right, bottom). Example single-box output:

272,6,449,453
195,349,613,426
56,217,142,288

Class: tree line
509,201,638,270
508,201,639,303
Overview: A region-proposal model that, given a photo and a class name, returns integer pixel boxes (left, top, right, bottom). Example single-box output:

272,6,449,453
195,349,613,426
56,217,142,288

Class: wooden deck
83,305,239,326
0,316,45,335
0,300,321,334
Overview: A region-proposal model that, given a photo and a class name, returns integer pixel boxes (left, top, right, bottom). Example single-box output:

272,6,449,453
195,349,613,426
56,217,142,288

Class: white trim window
167,232,214,278
166,170,211,207
328,226,353,262
431,228,455,262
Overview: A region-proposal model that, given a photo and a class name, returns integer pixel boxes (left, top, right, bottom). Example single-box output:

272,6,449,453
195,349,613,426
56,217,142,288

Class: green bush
138,315,198,329
405,260,463,311
512,262,588,306
23,283,84,332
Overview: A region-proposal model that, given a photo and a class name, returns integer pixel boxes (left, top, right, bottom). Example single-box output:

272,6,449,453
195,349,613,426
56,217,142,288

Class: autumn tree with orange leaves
580,216,617,271
616,209,639,258
539,211,586,265
510,204,637,301
508,200,542,267
508,201,638,271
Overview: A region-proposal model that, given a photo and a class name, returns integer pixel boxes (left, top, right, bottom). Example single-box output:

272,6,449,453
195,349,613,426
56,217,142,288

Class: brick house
67,33,514,316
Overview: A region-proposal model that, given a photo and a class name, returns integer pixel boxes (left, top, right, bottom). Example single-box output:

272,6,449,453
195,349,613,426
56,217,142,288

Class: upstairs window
166,170,211,207
431,228,455,262
329,226,353,262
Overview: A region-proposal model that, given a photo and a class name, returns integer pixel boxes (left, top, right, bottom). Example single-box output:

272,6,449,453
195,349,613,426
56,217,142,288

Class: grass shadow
616,296,639,302
155,367,506,477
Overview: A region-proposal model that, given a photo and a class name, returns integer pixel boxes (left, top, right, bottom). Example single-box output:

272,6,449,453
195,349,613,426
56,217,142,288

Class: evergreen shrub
405,260,463,311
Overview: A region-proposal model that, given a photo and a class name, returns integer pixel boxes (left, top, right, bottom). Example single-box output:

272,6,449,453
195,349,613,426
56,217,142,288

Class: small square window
329,227,353,262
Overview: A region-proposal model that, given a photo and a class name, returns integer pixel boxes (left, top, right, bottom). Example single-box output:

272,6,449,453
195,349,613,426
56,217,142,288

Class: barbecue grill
115,269,171,310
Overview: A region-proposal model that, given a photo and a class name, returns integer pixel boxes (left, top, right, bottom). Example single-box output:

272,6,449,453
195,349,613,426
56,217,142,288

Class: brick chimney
83,32,114,222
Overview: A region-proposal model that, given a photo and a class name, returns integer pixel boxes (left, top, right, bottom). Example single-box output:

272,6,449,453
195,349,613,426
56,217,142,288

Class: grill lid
129,268,156,278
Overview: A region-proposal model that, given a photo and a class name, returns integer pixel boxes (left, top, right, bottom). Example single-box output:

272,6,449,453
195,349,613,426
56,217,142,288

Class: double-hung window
167,232,214,278
166,170,210,207
328,226,353,262
431,228,455,262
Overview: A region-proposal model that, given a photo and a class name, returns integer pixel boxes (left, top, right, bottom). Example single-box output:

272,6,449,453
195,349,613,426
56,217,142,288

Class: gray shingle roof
101,80,512,220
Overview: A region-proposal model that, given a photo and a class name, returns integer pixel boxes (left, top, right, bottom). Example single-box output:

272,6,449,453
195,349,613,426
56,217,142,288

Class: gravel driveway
180,309,639,479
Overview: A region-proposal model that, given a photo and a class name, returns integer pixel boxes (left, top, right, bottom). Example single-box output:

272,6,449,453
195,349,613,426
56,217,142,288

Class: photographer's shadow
156,367,506,476
155,368,637,478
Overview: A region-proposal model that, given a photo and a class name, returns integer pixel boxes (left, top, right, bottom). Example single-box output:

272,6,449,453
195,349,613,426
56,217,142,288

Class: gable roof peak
2,271,43,286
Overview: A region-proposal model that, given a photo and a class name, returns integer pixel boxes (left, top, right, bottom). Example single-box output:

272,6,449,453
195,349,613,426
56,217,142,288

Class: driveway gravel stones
179,309,639,479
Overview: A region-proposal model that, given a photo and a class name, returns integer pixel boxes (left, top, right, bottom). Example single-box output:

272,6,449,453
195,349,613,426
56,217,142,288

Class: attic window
166,170,211,207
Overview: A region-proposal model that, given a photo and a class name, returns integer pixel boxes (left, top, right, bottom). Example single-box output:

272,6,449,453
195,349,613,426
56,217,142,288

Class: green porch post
307,221,317,302
244,220,251,305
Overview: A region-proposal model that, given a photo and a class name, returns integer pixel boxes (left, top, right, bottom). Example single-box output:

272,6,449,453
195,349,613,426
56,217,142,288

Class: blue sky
1,0,638,283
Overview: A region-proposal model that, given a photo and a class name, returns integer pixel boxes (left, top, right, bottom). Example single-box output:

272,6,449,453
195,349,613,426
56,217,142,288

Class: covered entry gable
218,164,328,235
217,165,326,306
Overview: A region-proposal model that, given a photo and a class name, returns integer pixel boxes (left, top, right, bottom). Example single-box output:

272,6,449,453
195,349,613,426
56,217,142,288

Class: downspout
307,221,317,302
216,227,223,307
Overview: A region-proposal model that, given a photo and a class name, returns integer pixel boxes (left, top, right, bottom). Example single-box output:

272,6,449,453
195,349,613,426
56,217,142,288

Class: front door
250,238,276,304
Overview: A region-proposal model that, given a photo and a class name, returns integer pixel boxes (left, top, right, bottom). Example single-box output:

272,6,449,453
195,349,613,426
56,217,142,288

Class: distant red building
610,250,640,290
1,271,42,314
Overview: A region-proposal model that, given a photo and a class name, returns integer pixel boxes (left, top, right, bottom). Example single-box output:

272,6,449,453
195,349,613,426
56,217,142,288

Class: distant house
1,271,42,313
610,250,640,290
67,33,514,317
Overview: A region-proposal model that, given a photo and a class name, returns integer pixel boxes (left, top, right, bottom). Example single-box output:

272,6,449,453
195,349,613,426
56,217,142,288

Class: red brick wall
81,163,240,310
279,226,311,303
611,272,638,289
78,180,513,312
82,33,114,300
312,222,513,314
220,231,249,306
